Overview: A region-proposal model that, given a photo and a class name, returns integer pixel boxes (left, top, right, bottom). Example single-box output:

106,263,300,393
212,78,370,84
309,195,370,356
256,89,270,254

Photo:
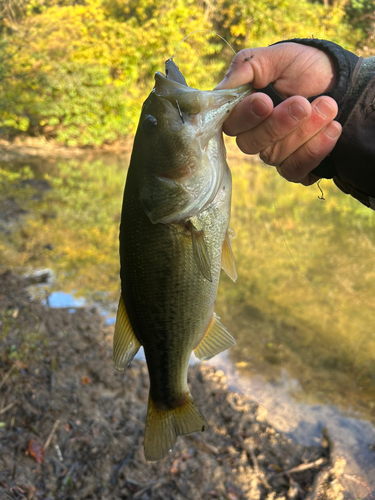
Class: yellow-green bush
0,0,371,146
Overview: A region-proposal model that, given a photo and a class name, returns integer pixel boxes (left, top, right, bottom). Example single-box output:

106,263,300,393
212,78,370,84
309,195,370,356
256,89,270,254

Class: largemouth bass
113,59,251,461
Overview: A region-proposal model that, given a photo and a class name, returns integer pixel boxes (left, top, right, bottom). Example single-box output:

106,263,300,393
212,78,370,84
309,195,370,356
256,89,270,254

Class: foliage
345,0,375,42
0,0,372,146
206,0,362,51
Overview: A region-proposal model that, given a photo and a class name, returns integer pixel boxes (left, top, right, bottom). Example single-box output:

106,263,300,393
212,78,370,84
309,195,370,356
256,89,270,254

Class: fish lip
154,70,252,132
155,72,252,99
155,72,193,95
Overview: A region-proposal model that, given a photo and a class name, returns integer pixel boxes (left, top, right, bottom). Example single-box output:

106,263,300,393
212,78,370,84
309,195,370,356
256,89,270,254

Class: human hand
216,43,342,185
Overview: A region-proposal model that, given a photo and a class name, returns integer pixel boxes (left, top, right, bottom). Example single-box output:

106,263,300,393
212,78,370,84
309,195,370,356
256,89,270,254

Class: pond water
1,145,374,498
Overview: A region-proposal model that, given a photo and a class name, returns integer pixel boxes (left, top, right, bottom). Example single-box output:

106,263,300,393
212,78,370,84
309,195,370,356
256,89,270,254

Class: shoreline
0,135,257,164
0,137,133,163
0,270,346,499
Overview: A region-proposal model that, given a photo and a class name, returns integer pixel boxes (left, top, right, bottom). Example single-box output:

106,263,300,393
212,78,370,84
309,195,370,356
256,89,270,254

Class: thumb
215,45,298,90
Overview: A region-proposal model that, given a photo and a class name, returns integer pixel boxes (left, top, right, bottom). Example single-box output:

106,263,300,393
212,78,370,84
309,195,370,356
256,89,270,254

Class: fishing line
317,180,325,200
172,30,236,61
267,168,375,337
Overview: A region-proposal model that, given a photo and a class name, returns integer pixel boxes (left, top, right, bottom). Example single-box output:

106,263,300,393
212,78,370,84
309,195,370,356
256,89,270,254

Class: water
1,148,374,497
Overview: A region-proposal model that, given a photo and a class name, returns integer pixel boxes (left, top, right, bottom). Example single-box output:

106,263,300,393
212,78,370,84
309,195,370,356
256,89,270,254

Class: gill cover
138,60,252,225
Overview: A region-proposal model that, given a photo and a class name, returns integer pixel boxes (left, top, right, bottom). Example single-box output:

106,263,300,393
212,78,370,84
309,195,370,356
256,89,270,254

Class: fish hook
176,99,185,124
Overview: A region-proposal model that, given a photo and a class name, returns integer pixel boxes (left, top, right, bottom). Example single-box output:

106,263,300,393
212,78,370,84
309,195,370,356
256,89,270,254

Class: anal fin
113,295,141,370
190,222,212,282
221,228,237,282
194,313,235,361
144,392,207,462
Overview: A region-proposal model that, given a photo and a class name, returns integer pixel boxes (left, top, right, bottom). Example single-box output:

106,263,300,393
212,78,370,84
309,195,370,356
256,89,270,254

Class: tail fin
144,392,207,462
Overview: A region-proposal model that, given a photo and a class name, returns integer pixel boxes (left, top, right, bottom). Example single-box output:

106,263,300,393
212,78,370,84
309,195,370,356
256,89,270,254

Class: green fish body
114,60,251,461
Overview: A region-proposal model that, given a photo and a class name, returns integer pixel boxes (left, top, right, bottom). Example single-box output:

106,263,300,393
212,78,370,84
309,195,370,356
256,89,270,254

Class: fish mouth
154,71,251,99
154,72,194,96
154,71,252,122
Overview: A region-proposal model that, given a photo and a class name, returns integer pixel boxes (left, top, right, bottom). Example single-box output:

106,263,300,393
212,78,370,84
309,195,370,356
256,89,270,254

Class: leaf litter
0,271,350,499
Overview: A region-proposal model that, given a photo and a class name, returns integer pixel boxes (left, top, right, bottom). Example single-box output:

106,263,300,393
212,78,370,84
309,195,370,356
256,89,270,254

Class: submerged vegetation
0,0,374,146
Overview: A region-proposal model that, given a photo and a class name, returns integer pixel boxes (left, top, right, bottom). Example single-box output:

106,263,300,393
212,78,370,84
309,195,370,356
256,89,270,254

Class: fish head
133,63,252,224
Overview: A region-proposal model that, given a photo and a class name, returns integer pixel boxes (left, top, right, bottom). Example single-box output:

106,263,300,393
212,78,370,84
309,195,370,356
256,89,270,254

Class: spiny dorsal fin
190,222,212,282
221,228,237,282
113,295,141,370
194,313,235,361
144,392,207,462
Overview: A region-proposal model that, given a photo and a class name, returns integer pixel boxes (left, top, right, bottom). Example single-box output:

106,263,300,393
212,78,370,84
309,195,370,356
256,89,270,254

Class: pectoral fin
221,229,237,282
194,313,235,361
113,295,141,370
190,223,212,282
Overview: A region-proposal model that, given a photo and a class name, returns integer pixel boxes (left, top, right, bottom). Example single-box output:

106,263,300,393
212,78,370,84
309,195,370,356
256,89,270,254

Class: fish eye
142,114,158,134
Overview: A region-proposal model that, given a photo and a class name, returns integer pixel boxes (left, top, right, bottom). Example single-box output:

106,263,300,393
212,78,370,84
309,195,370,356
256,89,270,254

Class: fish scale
113,59,252,461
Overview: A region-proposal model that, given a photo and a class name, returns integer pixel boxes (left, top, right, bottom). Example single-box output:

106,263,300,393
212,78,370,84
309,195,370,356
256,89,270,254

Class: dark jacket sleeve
259,39,375,208
329,57,375,208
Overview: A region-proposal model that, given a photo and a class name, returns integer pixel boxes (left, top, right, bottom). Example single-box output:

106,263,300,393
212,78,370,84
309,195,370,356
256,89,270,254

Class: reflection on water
45,291,86,308
1,147,375,497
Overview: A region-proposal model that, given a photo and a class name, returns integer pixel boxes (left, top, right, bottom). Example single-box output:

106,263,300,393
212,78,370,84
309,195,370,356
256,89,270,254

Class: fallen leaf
227,493,239,500
81,376,91,385
28,440,44,464
170,458,179,474
14,359,28,370
27,484,36,500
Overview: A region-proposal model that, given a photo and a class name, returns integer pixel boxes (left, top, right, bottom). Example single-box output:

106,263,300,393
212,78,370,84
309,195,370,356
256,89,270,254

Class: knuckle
234,49,253,64
262,120,281,144
303,142,322,162
279,156,305,182
226,49,253,76
260,145,279,166
237,133,258,155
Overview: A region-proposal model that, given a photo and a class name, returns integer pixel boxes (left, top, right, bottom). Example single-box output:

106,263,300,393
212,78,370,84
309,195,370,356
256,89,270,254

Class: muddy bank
0,271,345,500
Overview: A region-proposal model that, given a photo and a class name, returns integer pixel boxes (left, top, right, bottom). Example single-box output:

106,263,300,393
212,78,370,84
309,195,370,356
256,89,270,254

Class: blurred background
0,0,374,145
1,0,375,497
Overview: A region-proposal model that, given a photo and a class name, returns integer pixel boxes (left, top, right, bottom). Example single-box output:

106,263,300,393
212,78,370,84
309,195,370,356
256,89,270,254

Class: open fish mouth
154,71,252,127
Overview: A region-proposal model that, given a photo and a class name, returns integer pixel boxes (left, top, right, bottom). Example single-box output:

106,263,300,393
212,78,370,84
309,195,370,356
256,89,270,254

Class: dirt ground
0,270,347,500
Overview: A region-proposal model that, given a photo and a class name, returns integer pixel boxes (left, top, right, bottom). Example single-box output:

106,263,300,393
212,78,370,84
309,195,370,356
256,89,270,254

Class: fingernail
288,102,307,121
250,98,268,117
324,122,341,138
315,100,333,118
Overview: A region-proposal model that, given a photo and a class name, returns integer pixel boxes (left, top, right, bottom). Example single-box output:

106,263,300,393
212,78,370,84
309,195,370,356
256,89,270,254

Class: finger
216,45,336,97
260,97,338,167
235,96,311,155
216,45,302,90
223,93,274,136
277,120,342,183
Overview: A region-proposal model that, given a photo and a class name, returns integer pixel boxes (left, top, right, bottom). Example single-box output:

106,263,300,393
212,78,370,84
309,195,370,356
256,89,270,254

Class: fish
113,58,252,461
